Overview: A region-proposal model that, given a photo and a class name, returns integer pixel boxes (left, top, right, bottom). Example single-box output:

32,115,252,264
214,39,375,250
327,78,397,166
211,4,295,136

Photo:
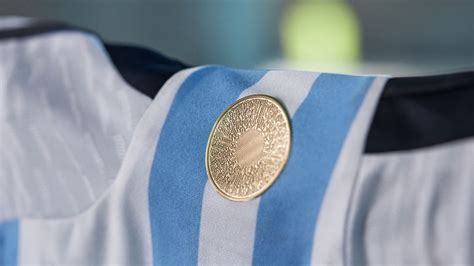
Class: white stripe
198,70,319,265
310,77,387,265
19,68,200,265
349,138,474,264
1,32,152,220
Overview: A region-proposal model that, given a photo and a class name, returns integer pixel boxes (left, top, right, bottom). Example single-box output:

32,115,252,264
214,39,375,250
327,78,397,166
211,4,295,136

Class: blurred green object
282,0,361,64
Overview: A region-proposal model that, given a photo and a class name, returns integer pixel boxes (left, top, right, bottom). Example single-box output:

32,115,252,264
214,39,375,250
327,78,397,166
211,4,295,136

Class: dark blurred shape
352,0,474,69
367,70,474,152
106,44,188,98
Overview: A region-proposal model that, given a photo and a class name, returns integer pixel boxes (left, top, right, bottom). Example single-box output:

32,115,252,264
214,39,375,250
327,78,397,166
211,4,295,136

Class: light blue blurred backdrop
2,0,473,75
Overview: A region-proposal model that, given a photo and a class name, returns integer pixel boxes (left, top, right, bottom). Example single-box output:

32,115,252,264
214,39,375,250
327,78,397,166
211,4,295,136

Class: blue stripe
148,66,265,265
0,220,18,266
252,74,374,265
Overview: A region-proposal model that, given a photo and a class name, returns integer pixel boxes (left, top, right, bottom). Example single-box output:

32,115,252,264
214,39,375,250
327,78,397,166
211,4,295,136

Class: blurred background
1,0,473,75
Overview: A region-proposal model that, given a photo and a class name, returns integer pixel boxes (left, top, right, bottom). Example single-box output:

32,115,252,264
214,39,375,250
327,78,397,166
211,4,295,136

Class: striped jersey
1,17,474,265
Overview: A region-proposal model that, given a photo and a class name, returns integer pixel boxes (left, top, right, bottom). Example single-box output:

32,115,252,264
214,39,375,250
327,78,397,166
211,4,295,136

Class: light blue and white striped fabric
5,26,474,265
0,26,384,263
0,34,385,263
147,67,384,265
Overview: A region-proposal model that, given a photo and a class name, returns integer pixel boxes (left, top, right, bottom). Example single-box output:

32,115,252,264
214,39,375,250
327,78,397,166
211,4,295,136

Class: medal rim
205,94,292,202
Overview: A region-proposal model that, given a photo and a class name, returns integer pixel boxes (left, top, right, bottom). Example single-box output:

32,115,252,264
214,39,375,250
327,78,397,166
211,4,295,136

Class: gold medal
206,95,291,201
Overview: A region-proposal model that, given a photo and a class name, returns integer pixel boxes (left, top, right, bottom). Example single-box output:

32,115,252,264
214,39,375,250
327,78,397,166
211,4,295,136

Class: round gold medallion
206,95,291,201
